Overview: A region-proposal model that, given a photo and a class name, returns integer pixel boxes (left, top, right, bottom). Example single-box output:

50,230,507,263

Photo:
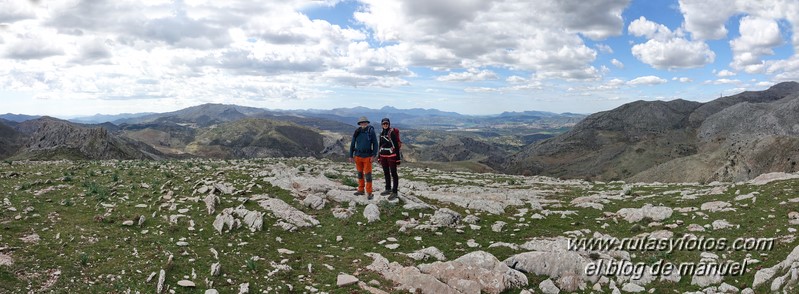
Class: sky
1,0,799,117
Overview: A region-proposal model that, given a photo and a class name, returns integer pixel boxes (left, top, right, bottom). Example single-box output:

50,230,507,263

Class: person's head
357,116,370,128
381,117,390,129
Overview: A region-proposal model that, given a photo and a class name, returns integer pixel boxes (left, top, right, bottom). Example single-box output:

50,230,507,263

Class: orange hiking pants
354,156,373,194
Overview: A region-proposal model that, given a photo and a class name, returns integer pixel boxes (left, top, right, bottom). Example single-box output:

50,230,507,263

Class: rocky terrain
2,157,799,293
507,82,799,183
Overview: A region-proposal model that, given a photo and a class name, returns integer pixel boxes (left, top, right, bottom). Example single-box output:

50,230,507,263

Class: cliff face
10,117,162,160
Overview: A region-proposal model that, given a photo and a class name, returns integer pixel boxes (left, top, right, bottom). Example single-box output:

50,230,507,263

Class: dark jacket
350,125,378,158
379,127,402,158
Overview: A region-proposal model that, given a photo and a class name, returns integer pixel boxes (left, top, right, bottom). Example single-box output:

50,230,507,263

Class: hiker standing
378,118,402,201
349,116,379,200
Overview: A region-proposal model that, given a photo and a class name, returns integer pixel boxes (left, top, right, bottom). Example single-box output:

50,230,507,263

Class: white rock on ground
616,204,673,223
748,172,799,185
336,273,359,287
621,282,645,292
258,197,320,230
204,194,219,215
754,243,799,288
303,194,327,210
366,252,461,294
177,280,195,287
491,221,507,232
700,201,733,212
504,251,595,283
364,204,380,223
430,208,461,227
416,250,528,294
711,219,733,230
539,279,560,294
210,262,221,276
405,247,447,261
156,269,166,294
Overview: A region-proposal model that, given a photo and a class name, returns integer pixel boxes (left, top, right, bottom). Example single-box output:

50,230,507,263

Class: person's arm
371,128,379,158
349,132,356,161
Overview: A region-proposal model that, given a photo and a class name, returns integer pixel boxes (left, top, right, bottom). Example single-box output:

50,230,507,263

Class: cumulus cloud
628,17,714,69
0,0,37,23
730,16,783,73
627,75,667,85
611,58,623,68
506,76,528,84
678,0,737,40
673,77,693,83
706,78,741,85
716,70,736,77
3,36,63,59
596,44,613,54
437,68,498,82
354,0,628,79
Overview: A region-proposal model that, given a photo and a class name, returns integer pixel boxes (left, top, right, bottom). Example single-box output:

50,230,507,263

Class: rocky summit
507,81,799,183
1,157,799,293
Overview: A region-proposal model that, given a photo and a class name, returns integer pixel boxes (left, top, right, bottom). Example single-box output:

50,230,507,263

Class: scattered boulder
364,204,380,223
405,247,447,262
431,208,461,227
258,197,320,230
491,221,507,232
700,201,733,212
177,280,195,287
337,273,359,287
616,204,673,223
417,251,528,294
539,279,560,294
303,194,327,210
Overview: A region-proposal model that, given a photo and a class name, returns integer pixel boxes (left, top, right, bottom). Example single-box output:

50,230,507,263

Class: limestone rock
616,204,672,223
337,273,359,287
364,204,380,223
417,250,528,294
431,208,461,227
539,279,560,294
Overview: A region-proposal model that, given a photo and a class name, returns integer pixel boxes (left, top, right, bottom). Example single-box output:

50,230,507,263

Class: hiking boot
380,190,391,196
388,192,399,201
354,191,365,196
367,193,374,200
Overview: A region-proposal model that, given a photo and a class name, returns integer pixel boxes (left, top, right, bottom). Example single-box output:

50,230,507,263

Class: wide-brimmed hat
357,116,370,124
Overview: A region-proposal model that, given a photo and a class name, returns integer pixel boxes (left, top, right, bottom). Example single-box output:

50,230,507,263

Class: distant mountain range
0,104,577,167
506,81,799,182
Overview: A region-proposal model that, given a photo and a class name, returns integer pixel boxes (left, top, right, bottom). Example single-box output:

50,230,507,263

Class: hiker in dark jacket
378,117,402,200
349,116,379,199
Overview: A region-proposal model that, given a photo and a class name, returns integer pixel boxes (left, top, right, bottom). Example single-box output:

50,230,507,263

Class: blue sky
1,0,798,117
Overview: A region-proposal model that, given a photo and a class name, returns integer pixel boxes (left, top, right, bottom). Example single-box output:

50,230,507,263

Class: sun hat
357,116,370,124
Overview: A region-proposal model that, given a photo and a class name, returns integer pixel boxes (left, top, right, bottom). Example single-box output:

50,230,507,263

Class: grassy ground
0,158,797,293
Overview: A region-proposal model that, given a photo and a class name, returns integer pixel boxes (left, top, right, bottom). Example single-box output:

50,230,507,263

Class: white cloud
354,0,628,79
437,68,498,82
0,0,37,23
730,16,783,72
3,36,64,60
596,44,613,54
716,70,736,77
627,75,667,85
464,87,501,93
706,78,741,85
672,77,693,83
756,81,774,87
506,75,527,83
628,17,715,70
611,58,623,68
678,0,737,40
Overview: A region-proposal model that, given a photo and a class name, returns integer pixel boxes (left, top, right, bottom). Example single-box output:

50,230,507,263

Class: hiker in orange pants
349,116,379,200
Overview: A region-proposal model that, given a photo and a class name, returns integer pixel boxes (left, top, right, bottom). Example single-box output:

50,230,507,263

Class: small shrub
324,172,339,179
246,258,258,272
80,252,89,266
111,173,119,182
341,177,358,188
